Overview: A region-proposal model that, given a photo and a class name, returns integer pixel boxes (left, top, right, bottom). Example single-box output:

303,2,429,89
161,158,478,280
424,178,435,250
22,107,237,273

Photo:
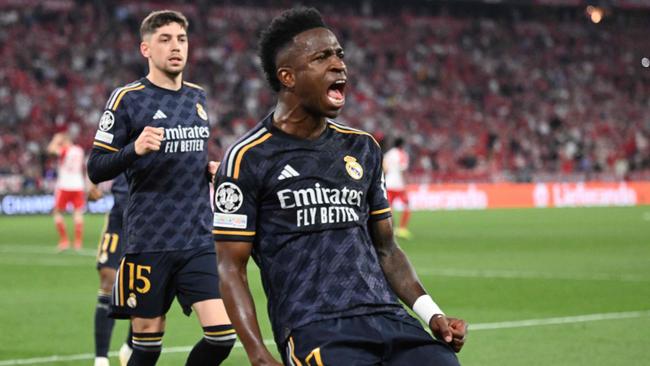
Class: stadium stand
0,0,649,194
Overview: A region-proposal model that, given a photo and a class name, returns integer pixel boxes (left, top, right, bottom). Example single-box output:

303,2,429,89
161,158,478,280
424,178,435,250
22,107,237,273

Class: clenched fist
87,185,103,201
430,315,468,353
135,126,164,155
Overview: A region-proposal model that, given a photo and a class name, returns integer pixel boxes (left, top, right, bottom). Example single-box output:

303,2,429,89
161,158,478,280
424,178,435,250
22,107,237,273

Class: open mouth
327,79,346,106
169,56,183,63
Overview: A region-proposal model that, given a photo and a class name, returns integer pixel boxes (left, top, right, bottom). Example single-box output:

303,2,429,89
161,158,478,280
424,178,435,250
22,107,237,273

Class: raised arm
216,241,282,366
369,217,468,352
87,126,163,184
47,133,64,155
87,143,138,184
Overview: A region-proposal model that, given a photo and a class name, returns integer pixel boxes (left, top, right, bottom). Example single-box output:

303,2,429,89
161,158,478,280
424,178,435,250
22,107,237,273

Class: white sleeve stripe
224,126,268,177
105,81,142,110
104,88,122,110
327,119,365,133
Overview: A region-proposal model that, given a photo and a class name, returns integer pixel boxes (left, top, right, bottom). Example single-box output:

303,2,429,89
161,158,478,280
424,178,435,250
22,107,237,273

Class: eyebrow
310,46,342,57
157,33,187,38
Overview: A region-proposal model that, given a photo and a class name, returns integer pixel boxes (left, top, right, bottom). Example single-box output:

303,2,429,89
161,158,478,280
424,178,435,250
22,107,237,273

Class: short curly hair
258,7,327,92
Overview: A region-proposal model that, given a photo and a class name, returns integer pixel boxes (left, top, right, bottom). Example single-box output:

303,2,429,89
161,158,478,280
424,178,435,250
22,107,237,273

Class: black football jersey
213,114,407,344
89,78,213,254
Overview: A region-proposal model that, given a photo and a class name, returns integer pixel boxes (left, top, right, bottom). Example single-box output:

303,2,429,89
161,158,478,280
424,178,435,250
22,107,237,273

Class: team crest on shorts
127,293,137,308
196,103,208,121
344,155,363,180
99,111,115,131
215,182,244,213
98,252,108,264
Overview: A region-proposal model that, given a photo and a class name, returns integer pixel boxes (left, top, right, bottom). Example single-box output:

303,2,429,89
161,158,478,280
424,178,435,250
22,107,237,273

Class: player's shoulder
183,80,205,91
104,79,146,112
327,119,380,148
220,120,273,180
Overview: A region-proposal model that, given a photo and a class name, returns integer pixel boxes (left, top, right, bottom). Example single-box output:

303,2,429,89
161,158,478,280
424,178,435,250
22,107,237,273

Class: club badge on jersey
196,103,208,121
344,155,363,180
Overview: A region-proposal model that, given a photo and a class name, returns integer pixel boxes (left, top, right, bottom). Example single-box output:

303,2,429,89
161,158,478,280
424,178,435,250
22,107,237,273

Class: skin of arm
369,217,467,352
216,241,282,366
47,133,64,155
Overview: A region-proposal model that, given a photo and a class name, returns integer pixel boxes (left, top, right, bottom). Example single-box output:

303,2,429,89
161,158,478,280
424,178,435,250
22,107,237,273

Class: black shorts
283,313,460,366
110,245,220,319
96,211,126,270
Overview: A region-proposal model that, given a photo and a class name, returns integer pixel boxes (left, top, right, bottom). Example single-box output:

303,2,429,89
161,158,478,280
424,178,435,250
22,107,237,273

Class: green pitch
1,207,649,365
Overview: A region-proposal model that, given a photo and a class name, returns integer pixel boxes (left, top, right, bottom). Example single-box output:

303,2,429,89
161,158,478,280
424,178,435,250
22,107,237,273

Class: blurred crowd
1,1,649,193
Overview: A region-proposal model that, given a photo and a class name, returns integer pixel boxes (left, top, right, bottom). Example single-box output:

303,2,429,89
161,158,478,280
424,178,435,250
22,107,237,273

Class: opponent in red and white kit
48,132,86,250
384,137,412,239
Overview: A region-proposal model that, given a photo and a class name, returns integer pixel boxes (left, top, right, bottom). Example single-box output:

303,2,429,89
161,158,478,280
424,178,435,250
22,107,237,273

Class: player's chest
128,93,209,131
261,145,374,205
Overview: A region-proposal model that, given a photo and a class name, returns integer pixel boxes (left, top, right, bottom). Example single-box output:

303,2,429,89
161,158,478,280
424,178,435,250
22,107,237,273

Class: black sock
185,325,236,366
128,332,163,366
94,293,115,358
126,325,133,348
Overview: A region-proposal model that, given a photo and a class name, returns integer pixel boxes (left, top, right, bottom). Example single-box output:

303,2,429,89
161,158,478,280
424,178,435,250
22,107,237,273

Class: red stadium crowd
0,1,648,193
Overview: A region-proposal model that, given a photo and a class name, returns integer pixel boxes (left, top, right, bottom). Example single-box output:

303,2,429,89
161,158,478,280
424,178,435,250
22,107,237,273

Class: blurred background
1,0,649,198
1,1,649,366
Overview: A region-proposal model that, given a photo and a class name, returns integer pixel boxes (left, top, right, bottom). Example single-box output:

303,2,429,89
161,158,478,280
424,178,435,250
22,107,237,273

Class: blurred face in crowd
279,27,347,119
140,22,188,77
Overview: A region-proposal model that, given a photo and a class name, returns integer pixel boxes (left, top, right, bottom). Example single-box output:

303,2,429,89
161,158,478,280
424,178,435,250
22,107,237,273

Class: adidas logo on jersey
153,109,167,120
278,164,300,180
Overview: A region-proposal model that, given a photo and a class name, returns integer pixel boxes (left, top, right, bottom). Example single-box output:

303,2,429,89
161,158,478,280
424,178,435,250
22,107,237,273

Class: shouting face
279,27,348,119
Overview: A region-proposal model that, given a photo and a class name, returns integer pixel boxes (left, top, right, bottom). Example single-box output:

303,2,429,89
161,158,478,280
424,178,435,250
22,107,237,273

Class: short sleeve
368,142,392,221
212,161,259,242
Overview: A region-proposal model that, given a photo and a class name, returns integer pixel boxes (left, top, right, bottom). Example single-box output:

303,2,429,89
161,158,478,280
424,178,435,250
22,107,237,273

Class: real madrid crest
98,252,108,264
127,293,137,308
196,103,208,121
344,155,363,180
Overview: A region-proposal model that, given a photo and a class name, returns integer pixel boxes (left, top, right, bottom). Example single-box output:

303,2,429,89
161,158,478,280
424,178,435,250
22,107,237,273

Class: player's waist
124,238,214,254
272,304,406,344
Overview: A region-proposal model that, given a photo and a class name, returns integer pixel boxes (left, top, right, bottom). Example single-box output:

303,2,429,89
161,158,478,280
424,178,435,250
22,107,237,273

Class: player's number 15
125,263,152,294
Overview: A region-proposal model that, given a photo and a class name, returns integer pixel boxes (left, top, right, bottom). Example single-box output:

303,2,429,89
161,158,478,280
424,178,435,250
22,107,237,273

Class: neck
273,95,327,140
146,66,182,90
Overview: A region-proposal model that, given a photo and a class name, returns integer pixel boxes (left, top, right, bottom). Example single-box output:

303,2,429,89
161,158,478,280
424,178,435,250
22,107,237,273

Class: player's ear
277,67,295,89
140,41,150,58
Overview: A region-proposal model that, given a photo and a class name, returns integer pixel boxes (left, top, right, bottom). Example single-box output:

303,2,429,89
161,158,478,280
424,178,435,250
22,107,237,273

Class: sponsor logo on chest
161,124,209,154
277,183,364,228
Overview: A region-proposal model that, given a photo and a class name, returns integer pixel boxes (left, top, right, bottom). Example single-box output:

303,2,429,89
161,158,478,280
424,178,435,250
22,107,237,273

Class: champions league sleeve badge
98,110,115,131
344,155,363,180
215,182,244,213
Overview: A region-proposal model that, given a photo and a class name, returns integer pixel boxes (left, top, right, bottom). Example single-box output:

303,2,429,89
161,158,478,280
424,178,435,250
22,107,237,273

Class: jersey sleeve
87,90,139,183
212,158,259,243
368,142,392,221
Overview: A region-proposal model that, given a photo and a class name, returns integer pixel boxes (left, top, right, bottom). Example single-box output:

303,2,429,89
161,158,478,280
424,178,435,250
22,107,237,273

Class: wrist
412,294,444,325
247,345,274,362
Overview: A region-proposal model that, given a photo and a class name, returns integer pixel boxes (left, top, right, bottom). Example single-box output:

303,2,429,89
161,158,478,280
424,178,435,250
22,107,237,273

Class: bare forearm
377,245,426,306
370,218,426,306
219,267,274,363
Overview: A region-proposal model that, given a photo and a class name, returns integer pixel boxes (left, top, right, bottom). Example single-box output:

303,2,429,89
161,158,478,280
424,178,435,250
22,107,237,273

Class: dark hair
394,137,405,148
140,10,189,40
258,7,327,92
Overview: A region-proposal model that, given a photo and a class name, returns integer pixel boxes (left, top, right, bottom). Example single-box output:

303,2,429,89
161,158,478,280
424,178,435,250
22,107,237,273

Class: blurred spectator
0,1,648,193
